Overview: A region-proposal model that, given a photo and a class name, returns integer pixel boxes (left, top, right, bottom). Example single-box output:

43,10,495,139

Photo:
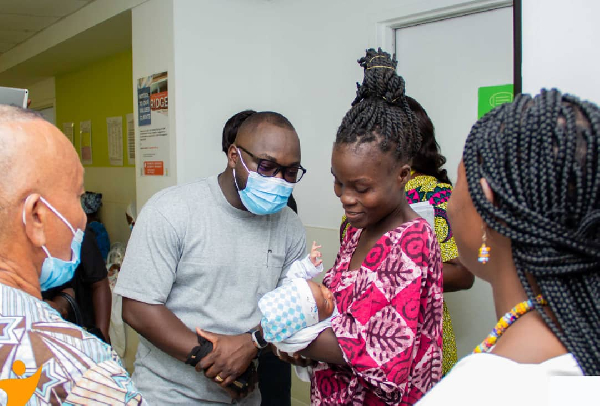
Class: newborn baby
259,241,336,352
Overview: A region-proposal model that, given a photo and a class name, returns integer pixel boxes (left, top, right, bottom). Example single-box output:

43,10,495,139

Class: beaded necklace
473,294,547,354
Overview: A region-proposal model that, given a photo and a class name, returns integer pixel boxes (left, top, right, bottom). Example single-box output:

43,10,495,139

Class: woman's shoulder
417,353,583,406
389,217,435,241
388,219,440,267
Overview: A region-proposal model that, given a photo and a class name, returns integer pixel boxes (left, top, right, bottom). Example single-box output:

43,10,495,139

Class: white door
395,6,513,358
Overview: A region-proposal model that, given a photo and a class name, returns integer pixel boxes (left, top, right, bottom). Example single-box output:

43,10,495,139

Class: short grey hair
0,105,46,228
0,105,45,124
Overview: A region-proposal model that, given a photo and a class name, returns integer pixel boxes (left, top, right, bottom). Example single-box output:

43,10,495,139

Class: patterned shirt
312,219,443,405
0,283,145,405
405,175,458,263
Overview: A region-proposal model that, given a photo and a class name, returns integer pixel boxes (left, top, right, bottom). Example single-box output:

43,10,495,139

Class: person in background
107,242,126,290
81,191,110,262
222,109,296,406
404,96,473,374
107,242,127,359
0,105,145,404
42,215,113,343
417,89,600,404
282,49,443,405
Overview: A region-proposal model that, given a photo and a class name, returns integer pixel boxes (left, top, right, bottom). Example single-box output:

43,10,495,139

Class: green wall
56,50,134,167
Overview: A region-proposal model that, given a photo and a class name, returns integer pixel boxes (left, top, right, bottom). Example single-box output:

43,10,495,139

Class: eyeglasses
237,145,306,183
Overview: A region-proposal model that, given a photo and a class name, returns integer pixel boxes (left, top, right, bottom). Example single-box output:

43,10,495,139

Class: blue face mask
234,148,294,215
22,196,85,291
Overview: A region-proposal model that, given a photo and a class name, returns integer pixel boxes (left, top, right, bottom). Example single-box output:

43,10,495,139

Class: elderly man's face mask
22,196,85,291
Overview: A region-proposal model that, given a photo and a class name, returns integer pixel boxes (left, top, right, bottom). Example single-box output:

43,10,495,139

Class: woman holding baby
279,49,444,405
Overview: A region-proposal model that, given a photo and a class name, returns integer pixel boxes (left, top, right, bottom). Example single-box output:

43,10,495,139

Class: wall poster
137,71,169,176
107,116,123,166
63,122,74,144
477,84,514,119
126,113,135,165
80,120,92,165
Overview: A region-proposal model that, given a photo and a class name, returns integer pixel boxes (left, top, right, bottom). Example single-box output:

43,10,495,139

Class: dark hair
81,191,103,215
406,96,452,185
464,89,600,375
335,48,420,162
222,110,256,153
237,111,296,139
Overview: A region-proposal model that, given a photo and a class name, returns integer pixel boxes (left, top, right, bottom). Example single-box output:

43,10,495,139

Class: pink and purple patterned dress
311,218,443,405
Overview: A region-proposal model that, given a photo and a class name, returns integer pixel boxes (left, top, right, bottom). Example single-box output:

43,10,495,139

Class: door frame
375,0,516,90
377,0,512,48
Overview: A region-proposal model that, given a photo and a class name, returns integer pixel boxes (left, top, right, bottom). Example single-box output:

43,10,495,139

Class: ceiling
0,5,132,88
0,0,95,57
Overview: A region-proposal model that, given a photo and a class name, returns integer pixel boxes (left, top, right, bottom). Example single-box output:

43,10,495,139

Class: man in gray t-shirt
114,112,307,405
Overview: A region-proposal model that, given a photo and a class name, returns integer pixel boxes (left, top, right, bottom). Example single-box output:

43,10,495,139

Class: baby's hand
310,241,322,267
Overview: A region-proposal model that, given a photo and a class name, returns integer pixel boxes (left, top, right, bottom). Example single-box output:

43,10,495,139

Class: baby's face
307,280,335,321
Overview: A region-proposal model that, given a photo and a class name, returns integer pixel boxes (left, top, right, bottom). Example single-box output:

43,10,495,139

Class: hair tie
366,65,395,71
383,96,400,103
368,55,387,63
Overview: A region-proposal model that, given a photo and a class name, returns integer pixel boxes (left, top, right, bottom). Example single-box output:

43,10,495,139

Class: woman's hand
276,348,317,367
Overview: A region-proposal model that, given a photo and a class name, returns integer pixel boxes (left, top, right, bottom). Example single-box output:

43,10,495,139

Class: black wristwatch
247,328,268,350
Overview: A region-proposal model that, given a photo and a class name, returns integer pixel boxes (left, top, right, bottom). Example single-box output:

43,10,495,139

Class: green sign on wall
478,84,514,119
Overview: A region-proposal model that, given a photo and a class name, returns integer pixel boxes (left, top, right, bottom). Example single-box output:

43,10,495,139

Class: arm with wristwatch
187,326,269,393
192,325,269,398
122,298,263,400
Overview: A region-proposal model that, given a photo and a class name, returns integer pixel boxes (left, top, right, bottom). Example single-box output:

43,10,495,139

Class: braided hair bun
336,48,420,162
464,88,600,375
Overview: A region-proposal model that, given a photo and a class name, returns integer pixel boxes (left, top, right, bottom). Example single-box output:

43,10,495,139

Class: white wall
132,0,178,209
169,0,486,230
522,0,600,103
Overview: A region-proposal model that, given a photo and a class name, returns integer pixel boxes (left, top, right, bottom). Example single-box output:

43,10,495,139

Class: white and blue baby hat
259,278,319,343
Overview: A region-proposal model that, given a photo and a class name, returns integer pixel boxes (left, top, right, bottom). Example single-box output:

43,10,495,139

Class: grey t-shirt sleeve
114,205,182,305
278,212,307,287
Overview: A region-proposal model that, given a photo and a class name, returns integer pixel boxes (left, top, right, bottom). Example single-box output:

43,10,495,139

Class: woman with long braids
418,89,600,404
280,49,443,405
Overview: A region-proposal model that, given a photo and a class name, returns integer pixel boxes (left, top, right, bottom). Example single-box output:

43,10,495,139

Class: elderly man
115,111,307,405
0,105,145,405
